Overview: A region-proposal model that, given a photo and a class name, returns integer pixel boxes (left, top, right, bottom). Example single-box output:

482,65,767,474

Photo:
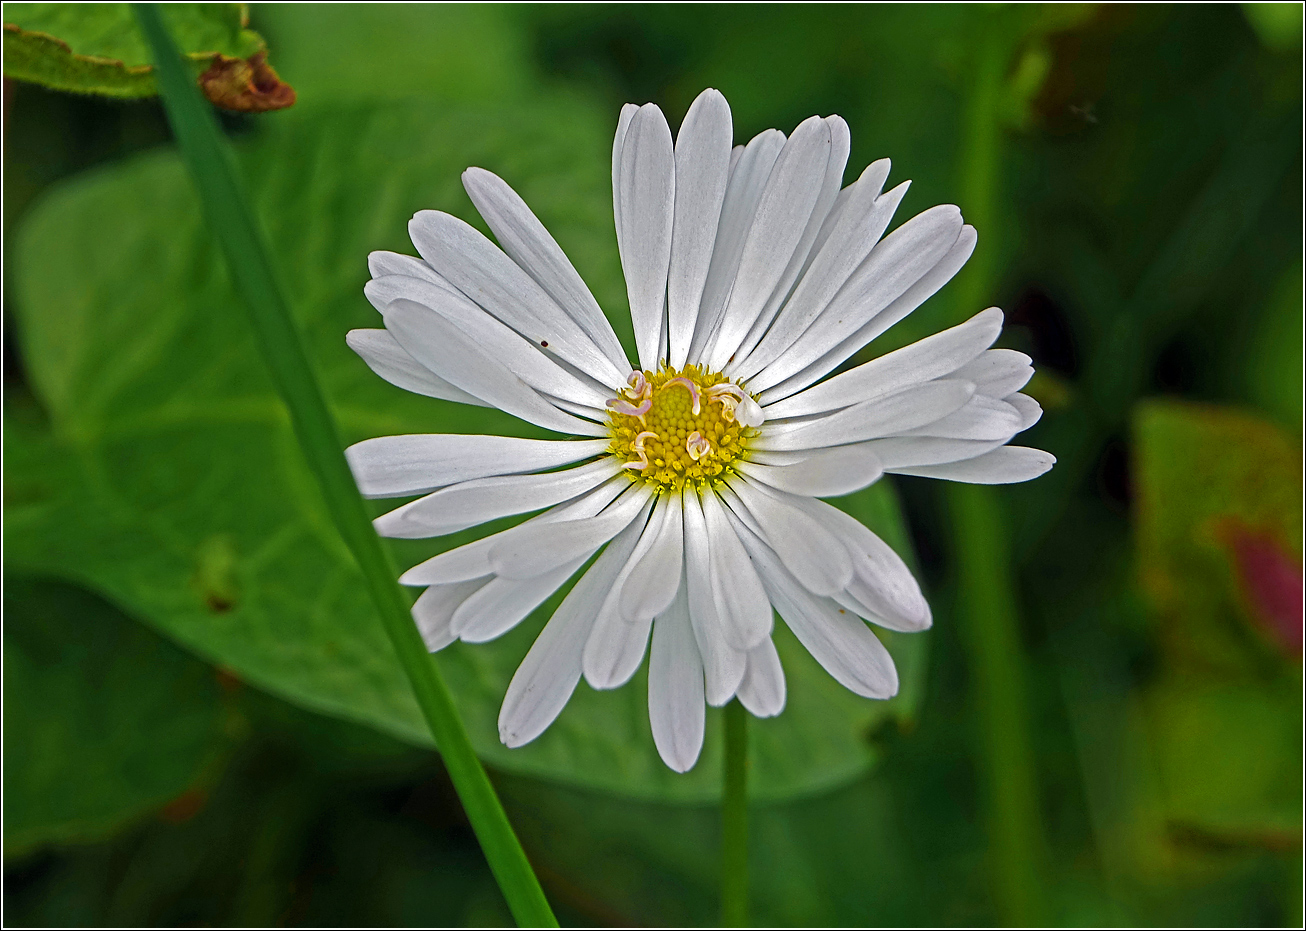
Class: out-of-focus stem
721,700,749,927
949,12,1048,926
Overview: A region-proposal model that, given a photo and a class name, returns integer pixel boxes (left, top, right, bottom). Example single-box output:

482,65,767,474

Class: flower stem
947,11,1048,925
132,6,555,926
721,699,749,927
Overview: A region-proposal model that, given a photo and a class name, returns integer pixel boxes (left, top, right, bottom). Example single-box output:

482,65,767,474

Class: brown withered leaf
198,51,294,113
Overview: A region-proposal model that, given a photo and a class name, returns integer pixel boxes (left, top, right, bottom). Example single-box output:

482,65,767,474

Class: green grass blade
131,6,556,925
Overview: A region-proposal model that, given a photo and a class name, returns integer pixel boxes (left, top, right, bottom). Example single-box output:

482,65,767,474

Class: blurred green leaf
1243,262,1304,433
3,3,267,100
1242,2,1304,51
1133,399,1302,670
3,577,229,857
6,99,925,803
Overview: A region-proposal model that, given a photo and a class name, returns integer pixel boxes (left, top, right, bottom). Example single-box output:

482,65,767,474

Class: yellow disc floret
606,365,759,493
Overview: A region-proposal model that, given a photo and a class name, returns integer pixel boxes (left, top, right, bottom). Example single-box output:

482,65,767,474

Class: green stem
132,7,555,926
721,700,749,927
948,12,1047,926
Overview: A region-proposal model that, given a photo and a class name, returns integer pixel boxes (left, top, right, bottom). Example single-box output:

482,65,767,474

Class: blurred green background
3,3,1301,926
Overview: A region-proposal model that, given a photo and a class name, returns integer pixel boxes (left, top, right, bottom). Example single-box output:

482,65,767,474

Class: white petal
750,204,964,392
1006,392,1043,431
367,250,447,284
617,104,676,371
498,514,646,748
346,435,608,499
462,167,630,372
757,225,978,401
490,484,655,580
346,328,488,408
688,128,787,363
412,580,486,652
704,116,833,371
383,298,605,436
801,498,931,632
734,171,907,382
668,88,733,369
612,103,639,256
734,444,883,497
755,379,975,451
890,445,1056,484
399,478,627,585
408,210,626,387
723,479,853,597
682,489,748,704
700,491,773,649
863,435,1009,469
805,158,892,276
452,556,588,643
619,491,685,623
368,276,612,410
953,348,1034,399
901,394,1023,442
726,116,852,374
735,637,786,717
647,581,706,772
731,524,898,699
760,307,1003,417
373,458,621,538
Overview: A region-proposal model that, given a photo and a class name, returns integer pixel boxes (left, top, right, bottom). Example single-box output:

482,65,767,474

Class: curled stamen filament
707,383,743,422
622,370,650,402
686,431,711,461
624,430,659,471
606,396,652,421
663,377,702,415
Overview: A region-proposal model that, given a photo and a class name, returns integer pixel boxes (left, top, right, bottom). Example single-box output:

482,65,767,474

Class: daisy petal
373,459,622,539
399,479,628,585
367,250,447,284
734,171,907,382
758,224,978,401
724,479,853,597
452,556,589,643
647,582,706,773
611,103,639,255
408,210,626,387
751,204,964,391
954,348,1034,399
617,104,676,371
760,307,1002,417
346,328,488,408
345,435,608,499
368,276,611,410
383,298,606,436
890,446,1056,484
729,512,899,698
705,115,834,371
700,491,773,650
412,580,487,652
689,128,787,363
864,435,1009,469
490,484,655,580
734,444,883,498
1006,392,1043,431
620,491,685,623
462,167,630,372
498,515,646,748
755,379,976,451
801,498,931,632
736,637,786,718
682,490,748,703
668,88,733,370
902,394,1024,442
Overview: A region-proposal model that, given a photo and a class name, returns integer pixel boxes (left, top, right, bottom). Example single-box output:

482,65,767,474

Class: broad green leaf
3,576,230,857
3,3,291,110
6,99,927,802
1133,398,1302,671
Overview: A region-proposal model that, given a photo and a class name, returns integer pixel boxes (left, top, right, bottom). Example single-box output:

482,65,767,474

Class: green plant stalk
947,15,1047,926
132,6,556,926
721,699,749,927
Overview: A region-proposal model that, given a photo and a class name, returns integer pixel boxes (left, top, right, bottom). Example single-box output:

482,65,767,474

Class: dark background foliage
4,3,1301,926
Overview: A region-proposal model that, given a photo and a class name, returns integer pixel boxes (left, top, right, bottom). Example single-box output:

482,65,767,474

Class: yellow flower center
607,365,758,493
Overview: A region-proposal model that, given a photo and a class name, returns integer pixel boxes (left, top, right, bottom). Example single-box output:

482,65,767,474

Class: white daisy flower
345,89,1055,773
